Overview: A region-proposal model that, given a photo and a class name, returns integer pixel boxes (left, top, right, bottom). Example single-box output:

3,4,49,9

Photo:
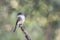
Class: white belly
17,15,25,24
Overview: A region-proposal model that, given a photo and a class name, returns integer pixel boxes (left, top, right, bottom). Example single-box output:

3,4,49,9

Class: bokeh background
0,0,60,40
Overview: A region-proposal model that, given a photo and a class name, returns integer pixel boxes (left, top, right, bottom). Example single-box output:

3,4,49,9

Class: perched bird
13,12,25,32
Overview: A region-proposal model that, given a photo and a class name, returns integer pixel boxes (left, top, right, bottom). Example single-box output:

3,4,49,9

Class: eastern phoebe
13,12,25,32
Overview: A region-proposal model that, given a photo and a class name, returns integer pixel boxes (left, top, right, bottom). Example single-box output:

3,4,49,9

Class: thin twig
19,24,31,40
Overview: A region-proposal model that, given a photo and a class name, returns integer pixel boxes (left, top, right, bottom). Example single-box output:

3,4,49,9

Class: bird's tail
13,21,18,32
13,25,17,32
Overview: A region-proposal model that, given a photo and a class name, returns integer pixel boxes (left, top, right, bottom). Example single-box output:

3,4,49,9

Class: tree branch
19,24,31,40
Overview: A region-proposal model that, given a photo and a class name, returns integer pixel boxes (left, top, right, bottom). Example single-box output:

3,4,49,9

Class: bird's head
17,12,23,15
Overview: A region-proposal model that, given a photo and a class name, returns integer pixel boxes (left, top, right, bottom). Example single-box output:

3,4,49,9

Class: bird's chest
17,15,25,24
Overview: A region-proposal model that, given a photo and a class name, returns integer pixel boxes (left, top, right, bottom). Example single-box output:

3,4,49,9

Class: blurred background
0,0,60,40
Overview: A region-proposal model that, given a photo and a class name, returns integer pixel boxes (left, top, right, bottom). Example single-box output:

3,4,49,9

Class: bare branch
19,24,31,40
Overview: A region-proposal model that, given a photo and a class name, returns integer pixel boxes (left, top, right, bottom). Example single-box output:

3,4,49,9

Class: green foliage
0,0,60,40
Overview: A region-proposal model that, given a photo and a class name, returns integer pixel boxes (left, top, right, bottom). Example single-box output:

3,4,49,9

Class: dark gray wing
13,17,21,32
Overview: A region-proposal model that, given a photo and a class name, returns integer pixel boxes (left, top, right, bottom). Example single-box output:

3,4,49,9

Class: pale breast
17,15,25,24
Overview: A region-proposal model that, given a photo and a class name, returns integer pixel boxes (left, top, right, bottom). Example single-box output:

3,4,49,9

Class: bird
13,12,25,32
